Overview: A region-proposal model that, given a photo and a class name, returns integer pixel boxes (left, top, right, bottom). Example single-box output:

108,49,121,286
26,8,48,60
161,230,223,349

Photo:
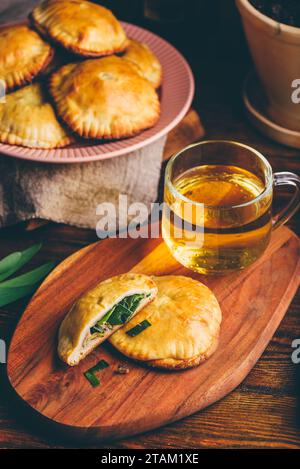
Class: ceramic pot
236,0,300,131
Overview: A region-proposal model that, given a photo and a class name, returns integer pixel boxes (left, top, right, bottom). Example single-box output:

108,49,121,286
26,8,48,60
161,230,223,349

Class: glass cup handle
273,172,300,229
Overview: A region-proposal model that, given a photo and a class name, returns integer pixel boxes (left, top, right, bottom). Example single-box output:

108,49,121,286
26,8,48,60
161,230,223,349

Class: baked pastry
58,273,158,366
31,0,128,57
0,24,53,91
49,56,160,139
122,39,162,89
110,275,222,370
0,82,73,149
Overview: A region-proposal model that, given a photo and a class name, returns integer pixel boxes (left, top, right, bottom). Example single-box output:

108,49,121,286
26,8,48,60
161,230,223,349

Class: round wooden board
7,226,300,441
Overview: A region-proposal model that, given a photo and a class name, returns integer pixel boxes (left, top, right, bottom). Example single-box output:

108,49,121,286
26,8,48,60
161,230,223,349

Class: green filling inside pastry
90,293,148,336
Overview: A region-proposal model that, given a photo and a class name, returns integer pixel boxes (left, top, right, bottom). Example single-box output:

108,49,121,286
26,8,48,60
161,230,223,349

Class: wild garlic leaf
0,252,22,275
0,262,54,289
90,294,146,334
108,294,145,325
0,284,38,308
84,360,109,387
126,320,152,337
0,243,42,282
84,370,100,388
108,303,133,325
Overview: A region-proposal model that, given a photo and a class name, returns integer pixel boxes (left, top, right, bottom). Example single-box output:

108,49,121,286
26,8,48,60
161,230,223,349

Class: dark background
96,0,247,61
0,0,299,450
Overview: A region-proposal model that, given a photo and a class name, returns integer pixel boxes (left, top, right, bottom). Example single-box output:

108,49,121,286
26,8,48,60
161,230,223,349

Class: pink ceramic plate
0,22,194,164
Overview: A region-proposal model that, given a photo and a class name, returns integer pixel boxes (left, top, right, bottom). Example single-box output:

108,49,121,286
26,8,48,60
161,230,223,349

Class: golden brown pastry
0,82,73,149
58,273,158,366
122,39,162,89
31,0,129,57
109,276,222,370
49,56,160,139
0,24,53,91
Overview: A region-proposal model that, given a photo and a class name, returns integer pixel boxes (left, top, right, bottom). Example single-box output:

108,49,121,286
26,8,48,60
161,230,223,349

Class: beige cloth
0,138,166,229
0,1,166,230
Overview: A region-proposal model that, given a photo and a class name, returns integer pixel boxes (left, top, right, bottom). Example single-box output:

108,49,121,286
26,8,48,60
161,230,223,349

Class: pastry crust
58,273,158,366
31,0,129,57
49,56,160,139
0,82,73,149
122,39,162,89
0,24,53,91
109,276,222,370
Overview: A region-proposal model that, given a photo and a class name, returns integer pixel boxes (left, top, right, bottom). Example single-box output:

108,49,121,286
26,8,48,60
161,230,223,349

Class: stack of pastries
0,0,162,149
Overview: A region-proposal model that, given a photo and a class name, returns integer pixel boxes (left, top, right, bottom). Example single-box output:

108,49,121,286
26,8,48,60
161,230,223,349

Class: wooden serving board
7,226,300,442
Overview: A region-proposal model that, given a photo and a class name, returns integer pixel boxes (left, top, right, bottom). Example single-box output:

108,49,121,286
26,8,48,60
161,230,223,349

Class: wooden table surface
0,1,300,450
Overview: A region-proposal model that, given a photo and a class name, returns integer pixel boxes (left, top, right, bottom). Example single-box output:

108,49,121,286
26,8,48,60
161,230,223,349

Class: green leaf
0,252,22,275
108,303,133,325
90,294,146,334
0,284,38,307
99,305,117,325
0,262,54,289
0,244,54,307
84,371,100,388
126,320,152,337
108,294,145,325
89,360,109,374
84,360,109,388
0,243,42,282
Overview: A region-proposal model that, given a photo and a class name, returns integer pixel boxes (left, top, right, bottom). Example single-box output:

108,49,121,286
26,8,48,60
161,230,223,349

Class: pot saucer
243,72,300,149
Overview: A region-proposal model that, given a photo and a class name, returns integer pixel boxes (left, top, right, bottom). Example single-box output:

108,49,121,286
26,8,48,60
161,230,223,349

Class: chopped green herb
83,360,109,388
89,359,109,374
108,302,133,325
90,324,105,335
84,371,100,388
109,294,145,325
126,320,151,337
90,293,146,334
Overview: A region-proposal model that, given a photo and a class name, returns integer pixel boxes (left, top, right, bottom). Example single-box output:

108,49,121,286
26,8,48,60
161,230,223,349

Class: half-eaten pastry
58,273,157,366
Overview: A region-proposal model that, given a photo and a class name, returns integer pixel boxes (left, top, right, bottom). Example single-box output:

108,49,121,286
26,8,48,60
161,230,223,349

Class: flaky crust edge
4,44,54,92
30,14,129,58
0,129,73,149
115,335,220,371
146,336,220,370
48,67,161,140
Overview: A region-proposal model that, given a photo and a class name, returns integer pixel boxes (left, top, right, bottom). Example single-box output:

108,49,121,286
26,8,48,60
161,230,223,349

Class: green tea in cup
162,141,300,274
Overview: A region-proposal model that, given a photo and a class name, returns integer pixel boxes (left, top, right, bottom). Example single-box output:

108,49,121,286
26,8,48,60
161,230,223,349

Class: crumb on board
115,364,130,374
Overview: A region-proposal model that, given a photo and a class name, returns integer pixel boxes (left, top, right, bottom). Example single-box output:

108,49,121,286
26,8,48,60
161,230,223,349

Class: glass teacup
162,140,300,275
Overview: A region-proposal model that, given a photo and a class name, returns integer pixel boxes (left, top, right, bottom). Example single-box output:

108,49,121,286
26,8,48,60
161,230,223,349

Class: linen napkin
0,137,166,230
